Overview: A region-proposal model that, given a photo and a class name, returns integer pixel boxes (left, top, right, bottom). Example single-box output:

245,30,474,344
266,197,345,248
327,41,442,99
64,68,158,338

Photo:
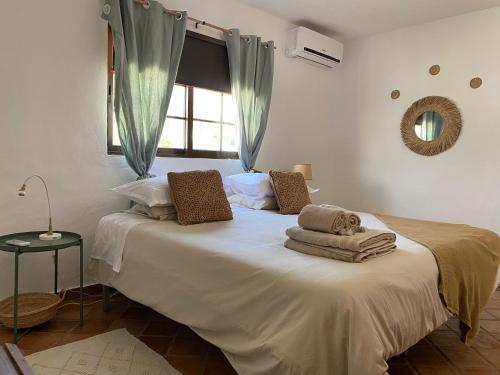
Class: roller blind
176,31,231,93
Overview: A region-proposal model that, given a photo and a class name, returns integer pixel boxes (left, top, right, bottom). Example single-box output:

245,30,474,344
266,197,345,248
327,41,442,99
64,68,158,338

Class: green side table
0,231,83,343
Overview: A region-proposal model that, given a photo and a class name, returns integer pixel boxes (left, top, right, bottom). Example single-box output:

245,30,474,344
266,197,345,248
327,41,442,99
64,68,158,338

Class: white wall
333,7,500,233
0,0,338,298
4,1,497,301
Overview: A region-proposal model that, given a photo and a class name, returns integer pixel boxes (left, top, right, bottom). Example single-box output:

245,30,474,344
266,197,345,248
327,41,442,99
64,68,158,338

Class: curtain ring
246,37,251,43
228,30,233,36
142,1,150,9
176,12,183,20
103,3,111,15
264,43,269,48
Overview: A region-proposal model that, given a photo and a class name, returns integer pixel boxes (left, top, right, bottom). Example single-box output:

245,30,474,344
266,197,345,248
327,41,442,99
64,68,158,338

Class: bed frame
102,285,111,312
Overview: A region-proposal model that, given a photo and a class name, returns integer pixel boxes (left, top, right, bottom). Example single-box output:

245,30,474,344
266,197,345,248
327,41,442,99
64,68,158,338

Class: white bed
88,207,455,374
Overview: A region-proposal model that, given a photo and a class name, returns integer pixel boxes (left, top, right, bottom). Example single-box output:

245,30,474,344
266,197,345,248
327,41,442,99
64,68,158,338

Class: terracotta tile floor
1,285,499,375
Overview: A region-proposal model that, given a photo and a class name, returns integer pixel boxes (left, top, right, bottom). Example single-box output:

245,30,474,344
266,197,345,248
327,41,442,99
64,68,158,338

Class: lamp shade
292,164,312,180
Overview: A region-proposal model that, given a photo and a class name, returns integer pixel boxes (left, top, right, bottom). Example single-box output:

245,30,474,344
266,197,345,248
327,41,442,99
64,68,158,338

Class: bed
87,206,499,375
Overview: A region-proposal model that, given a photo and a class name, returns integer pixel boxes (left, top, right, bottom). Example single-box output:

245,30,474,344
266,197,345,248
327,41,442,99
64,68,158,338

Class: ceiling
239,0,500,40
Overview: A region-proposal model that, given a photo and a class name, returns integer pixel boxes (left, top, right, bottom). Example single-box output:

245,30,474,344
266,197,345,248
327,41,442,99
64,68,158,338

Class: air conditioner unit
286,26,343,68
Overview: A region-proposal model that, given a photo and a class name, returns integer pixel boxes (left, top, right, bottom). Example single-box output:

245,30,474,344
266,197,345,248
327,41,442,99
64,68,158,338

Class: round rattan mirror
400,96,462,156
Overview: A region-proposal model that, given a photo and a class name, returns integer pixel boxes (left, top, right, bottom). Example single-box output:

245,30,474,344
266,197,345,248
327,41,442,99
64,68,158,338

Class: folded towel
320,204,362,232
284,238,396,263
286,226,396,252
298,204,347,234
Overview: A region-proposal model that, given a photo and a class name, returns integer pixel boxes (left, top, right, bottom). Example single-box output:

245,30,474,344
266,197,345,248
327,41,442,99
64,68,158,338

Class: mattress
88,207,453,375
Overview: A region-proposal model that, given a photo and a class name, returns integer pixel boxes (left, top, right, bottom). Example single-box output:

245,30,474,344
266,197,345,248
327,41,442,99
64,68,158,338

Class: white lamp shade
292,164,312,180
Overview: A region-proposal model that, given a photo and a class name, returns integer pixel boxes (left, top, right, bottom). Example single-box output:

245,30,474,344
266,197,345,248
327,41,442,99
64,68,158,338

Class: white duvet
91,213,153,272
88,207,452,374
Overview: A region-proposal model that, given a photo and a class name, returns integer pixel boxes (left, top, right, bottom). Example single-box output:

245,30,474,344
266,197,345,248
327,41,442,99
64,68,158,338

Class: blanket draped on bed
375,214,500,344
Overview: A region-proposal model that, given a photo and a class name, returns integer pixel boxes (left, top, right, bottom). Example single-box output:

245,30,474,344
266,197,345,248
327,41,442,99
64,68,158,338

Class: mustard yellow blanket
376,214,500,344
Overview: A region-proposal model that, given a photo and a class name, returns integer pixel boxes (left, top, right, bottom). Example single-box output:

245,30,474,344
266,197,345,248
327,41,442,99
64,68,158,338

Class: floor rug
26,329,180,375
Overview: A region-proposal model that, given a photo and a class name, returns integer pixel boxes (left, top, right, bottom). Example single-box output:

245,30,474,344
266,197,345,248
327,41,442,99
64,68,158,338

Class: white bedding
88,207,453,374
92,213,153,272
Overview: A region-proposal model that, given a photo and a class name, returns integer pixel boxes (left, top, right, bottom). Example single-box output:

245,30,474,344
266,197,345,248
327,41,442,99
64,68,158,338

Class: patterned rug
26,329,181,375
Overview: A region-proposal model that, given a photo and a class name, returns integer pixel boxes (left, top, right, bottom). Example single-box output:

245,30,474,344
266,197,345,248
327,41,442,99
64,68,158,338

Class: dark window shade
176,31,231,93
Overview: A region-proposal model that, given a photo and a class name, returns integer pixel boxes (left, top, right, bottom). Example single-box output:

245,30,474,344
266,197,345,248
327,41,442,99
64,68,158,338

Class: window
107,29,238,159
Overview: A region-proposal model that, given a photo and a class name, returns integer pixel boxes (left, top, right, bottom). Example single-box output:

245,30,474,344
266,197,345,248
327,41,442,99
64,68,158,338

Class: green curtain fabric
422,112,443,140
223,29,274,172
103,0,186,178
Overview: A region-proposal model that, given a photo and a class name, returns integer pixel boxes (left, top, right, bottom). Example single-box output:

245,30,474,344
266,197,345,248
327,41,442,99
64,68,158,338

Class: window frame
107,28,238,160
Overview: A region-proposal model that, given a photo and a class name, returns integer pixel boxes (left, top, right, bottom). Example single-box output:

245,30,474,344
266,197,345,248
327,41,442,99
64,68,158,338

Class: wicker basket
0,291,66,329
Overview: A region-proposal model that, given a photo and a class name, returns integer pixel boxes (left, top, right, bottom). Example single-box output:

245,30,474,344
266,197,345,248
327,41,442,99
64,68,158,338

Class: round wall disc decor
470,77,482,89
400,96,462,156
391,90,400,99
429,65,441,76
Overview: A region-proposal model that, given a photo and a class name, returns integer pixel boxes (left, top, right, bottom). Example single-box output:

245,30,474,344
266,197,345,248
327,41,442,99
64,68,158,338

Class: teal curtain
223,29,274,172
422,112,443,140
103,0,186,178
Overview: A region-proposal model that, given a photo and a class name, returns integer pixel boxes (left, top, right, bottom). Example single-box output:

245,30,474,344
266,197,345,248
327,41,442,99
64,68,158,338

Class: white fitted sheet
88,207,456,374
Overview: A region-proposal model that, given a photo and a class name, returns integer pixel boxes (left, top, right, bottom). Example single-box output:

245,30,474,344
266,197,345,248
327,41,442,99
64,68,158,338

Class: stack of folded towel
285,205,396,263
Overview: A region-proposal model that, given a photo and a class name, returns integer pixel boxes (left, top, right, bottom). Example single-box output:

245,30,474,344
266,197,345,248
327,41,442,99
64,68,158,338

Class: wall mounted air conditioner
286,26,343,68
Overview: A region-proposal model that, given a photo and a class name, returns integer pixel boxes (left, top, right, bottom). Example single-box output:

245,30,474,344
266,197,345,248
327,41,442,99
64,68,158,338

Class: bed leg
102,285,111,312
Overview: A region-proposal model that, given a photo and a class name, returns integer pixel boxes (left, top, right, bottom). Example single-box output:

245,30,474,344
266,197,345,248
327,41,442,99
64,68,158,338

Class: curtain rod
133,0,277,49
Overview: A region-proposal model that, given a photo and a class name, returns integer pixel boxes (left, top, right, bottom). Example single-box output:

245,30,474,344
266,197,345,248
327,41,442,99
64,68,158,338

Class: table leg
13,250,19,344
79,239,83,327
102,285,111,312
54,249,58,294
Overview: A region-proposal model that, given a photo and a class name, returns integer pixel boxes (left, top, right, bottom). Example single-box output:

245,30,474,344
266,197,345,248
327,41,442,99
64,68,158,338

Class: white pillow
224,173,274,199
307,186,320,194
228,193,278,210
224,173,319,198
112,176,171,207
124,204,177,220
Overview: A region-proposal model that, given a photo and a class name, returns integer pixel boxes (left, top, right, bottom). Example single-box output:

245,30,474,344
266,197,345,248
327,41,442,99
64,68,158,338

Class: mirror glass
414,111,444,141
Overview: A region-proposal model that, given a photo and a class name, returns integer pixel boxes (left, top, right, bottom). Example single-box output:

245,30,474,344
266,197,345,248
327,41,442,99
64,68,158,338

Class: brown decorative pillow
167,170,233,225
269,170,311,214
